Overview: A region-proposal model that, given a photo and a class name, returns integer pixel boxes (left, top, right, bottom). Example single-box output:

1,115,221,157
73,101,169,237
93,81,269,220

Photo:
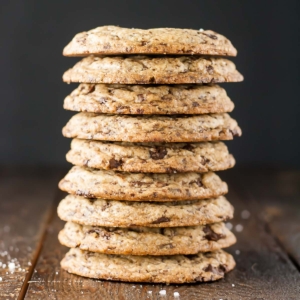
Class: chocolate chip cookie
62,112,242,143
63,26,237,56
58,166,228,201
61,248,235,283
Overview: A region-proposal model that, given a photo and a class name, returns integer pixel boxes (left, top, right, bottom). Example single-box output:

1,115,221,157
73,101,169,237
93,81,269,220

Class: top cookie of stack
58,26,243,284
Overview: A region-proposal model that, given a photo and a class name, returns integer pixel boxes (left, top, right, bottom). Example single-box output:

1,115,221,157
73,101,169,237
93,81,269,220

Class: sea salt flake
159,290,166,295
235,250,240,255
8,263,15,270
232,284,235,287
174,291,180,297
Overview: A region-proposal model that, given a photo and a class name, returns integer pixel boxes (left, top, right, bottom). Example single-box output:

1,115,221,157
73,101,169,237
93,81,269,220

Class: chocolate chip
186,254,198,260
76,190,95,198
203,225,225,241
202,32,218,40
230,129,240,137
165,167,177,173
100,231,111,240
140,41,147,46
87,229,99,236
203,264,226,275
109,158,123,169
149,76,155,83
194,276,205,282
201,156,210,165
137,94,145,102
149,147,168,160
99,97,107,104
206,65,214,75
159,243,175,249
131,181,152,187
190,178,203,187
101,202,111,211
182,144,195,152
137,108,144,114
152,216,170,224
88,85,95,93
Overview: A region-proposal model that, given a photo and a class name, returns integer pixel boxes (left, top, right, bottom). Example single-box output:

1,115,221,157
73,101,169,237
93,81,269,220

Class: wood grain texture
234,169,300,268
0,167,61,300
25,170,300,300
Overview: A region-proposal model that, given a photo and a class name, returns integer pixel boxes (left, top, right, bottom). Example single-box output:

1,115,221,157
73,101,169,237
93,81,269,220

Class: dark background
0,0,299,167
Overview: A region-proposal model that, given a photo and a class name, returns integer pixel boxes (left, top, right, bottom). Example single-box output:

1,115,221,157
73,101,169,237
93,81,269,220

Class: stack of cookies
57,26,243,284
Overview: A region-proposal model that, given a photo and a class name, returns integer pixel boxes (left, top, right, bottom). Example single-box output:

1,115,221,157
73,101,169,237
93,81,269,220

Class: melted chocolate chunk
206,65,214,75
149,147,168,160
182,144,195,152
192,102,199,107
203,264,227,275
109,158,123,169
202,32,218,40
136,108,144,114
87,229,100,237
149,76,155,83
152,216,170,224
190,178,203,187
201,156,210,165
203,225,225,241
159,243,175,249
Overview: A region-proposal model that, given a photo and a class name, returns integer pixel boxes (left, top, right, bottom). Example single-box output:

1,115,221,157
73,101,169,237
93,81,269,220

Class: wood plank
25,171,300,300
234,169,300,268
0,167,62,300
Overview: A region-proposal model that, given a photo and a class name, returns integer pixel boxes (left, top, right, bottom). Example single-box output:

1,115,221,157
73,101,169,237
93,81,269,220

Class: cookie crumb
159,289,166,295
8,262,15,270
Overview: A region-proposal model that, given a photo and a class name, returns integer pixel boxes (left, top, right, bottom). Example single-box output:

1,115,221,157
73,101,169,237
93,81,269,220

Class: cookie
62,113,241,143
62,55,243,84
66,139,235,173
57,195,234,227
64,83,234,115
63,26,237,57
59,222,236,256
58,166,228,201
61,248,235,283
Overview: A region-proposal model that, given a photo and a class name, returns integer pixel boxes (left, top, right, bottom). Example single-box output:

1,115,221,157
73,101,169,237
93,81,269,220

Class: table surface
0,167,299,300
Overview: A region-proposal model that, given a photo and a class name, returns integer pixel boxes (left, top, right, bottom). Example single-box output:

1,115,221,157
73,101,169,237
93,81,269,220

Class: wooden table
0,167,299,300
